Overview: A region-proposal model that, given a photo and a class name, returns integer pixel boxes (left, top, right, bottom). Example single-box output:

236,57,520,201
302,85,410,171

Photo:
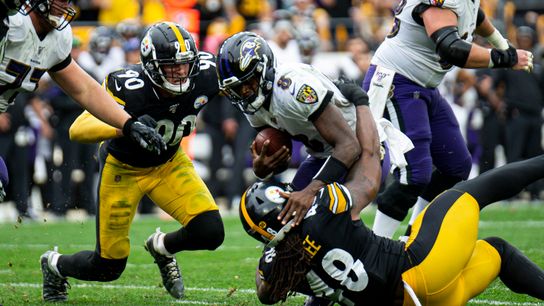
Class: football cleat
40,248,70,302
145,228,184,298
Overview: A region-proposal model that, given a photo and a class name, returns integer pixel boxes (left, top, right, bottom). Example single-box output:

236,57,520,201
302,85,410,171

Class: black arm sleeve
430,26,472,67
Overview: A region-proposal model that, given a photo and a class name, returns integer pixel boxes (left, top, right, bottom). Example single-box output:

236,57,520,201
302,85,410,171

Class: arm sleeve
69,110,119,143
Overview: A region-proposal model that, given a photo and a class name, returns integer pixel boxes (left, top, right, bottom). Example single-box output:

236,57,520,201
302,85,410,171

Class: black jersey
259,183,409,305
104,52,218,167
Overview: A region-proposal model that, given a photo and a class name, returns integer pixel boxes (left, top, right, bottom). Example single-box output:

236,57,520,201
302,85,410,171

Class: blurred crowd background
1,0,544,222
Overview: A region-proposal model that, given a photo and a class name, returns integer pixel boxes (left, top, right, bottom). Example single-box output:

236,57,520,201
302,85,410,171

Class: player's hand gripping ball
254,127,292,174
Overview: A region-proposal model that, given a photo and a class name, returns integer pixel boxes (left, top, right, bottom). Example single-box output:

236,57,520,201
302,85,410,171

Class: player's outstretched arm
69,111,121,143
50,61,131,129
50,61,166,154
421,6,533,71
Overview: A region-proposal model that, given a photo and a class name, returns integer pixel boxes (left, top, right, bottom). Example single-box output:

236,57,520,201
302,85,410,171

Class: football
254,127,292,156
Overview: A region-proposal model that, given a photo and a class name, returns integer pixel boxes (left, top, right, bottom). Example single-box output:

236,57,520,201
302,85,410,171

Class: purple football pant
363,65,471,186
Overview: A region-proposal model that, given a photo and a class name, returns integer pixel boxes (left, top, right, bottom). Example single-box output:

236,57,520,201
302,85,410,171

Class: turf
0,202,543,305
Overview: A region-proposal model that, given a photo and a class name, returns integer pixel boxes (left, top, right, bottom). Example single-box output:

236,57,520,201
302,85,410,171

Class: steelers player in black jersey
239,107,544,305
38,22,224,302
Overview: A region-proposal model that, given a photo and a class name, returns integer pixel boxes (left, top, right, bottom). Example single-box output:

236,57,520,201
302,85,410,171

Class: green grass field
1,203,544,305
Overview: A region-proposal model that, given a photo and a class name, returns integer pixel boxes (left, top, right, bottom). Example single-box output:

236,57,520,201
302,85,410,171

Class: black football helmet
140,22,200,95
239,181,291,244
19,0,76,31
216,32,275,114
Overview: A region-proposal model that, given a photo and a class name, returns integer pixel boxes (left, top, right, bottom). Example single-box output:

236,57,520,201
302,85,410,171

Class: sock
50,253,63,277
372,209,401,238
155,231,173,257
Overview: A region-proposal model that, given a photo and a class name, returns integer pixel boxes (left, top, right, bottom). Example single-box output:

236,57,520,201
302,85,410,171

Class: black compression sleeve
430,26,472,67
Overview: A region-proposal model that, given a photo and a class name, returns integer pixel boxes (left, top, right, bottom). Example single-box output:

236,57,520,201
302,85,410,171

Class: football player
239,101,544,304
364,0,534,239
38,22,225,302
216,32,413,228
0,0,165,202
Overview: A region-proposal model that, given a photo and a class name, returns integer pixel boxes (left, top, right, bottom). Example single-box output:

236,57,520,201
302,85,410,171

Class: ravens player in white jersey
216,32,412,229
239,103,544,305
38,22,224,302
0,0,165,202
364,0,535,240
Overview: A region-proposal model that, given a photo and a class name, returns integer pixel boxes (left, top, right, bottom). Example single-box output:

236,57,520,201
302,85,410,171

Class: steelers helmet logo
264,186,286,204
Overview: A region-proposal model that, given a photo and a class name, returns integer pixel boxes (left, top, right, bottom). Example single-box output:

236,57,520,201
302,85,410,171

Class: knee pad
186,210,225,250
376,181,425,221
166,210,225,252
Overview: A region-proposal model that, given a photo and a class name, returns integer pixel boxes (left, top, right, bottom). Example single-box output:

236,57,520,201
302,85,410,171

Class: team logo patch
194,95,209,109
264,186,286,204
296,84,318,104
141,34,152,57
429,0,444,7
239,39,261,71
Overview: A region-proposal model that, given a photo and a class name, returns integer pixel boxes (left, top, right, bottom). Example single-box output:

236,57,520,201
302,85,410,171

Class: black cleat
145,228,184,298
40,249,70,302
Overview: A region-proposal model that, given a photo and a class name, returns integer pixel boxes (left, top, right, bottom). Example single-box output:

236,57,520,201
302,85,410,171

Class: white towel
377,118,414,172
367,65,395,120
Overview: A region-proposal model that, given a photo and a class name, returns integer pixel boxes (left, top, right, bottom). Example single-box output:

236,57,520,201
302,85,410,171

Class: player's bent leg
457,239,501,303
57,250,127,281
403,190,480,302
454,155,544,210
483,237,544,299
164,210,224,252
373,181,425,238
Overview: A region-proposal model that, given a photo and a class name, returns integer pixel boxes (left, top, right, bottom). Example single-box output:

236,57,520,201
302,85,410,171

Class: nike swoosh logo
114,80,122,91
290,83,296,95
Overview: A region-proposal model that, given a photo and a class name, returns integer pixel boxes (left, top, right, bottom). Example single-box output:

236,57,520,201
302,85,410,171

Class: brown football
254,127,292,157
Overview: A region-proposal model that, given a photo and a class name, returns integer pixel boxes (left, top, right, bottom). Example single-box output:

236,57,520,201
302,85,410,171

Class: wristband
486,30,509,50
313,156,348,184
489,47,518,68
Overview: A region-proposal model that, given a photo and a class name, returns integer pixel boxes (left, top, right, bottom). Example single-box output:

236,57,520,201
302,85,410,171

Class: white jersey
372,0,480,88
0,14,72,112
245,63,356,159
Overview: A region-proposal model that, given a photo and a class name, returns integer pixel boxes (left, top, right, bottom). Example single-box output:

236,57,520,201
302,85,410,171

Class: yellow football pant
96,148,217,259
401,190,502,306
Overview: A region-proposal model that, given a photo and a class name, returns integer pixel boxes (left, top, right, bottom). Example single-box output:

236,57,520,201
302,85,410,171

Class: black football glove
137,114,158,128
333,78,369,106
122,118,167,155
490,44,518,68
